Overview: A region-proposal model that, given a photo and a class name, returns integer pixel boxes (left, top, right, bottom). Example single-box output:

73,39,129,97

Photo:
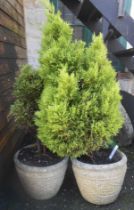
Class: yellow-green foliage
35,30,123,157
39,7,87,85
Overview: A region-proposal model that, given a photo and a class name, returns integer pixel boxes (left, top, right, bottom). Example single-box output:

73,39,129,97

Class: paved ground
1,143,134,210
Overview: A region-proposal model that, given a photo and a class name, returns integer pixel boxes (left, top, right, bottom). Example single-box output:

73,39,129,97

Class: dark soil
18,146,63,167
78,149,121,165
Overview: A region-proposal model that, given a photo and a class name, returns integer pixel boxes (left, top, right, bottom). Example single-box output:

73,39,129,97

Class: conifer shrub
39,4,88,85
11,0,123,158
35,34,123,158
10,65,44,128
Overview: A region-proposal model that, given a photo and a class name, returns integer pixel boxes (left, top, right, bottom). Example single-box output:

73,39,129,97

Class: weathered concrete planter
14,146,68,200
72,151,127,205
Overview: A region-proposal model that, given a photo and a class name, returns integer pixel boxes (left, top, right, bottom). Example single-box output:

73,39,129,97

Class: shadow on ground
1,139,134,210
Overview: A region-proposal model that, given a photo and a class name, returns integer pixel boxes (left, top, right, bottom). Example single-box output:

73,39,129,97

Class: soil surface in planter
78,149,121,165
18,146,63,167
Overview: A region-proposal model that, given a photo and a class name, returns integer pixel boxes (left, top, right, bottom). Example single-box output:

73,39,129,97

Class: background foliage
10,65,44,128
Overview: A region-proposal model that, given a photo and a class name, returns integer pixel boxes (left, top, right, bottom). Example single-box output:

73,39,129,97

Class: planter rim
71,150,127,170
14,144,68,173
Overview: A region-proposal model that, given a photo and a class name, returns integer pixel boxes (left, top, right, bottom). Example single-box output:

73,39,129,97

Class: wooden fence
0,0,27,183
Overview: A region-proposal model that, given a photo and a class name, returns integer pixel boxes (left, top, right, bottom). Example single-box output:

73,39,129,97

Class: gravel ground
1,143,134,210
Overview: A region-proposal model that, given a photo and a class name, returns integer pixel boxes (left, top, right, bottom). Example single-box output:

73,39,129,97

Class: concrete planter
14,146,68,200
72,151,127,205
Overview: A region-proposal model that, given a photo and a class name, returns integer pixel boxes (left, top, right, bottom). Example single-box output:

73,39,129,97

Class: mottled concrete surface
1,143,134,210
23,0,47,68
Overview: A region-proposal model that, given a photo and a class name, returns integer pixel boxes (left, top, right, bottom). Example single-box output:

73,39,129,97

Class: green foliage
10,65,44,128
40,11,72,53
39,7,87,85
35,30,123,157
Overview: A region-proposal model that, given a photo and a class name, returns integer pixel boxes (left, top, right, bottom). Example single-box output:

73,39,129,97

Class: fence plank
0,0,24,26
0,10,25,37
0,42,27,59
